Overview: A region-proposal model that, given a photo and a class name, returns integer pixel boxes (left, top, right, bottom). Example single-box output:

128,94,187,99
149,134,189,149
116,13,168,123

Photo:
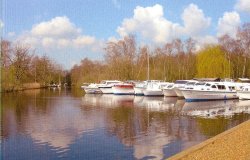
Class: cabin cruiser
112,83,134,95
134,81,147,95
82,83,102,94
163,80,197,97
143,81,169,96
237,85,250,100
182,82,238,101
162,83,176,97
174,80,198,97
179,82,209,94
98,80,121,94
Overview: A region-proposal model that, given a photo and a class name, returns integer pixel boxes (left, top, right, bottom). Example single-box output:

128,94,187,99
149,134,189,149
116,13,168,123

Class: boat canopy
193,78,221,82
238,78,250,83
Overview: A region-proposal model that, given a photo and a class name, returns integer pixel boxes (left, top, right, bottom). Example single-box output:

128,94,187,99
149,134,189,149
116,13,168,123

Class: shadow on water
1,89,250,160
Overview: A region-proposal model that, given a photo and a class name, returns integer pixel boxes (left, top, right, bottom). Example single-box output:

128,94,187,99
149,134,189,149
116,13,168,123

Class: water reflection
2,89,103,158
2,89,250,160
81,94,250,159
82,94,135,108
182,100,250,118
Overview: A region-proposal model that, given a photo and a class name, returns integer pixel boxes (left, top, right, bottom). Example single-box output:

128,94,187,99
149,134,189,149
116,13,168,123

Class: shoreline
168,119,250,160
1,83,48,93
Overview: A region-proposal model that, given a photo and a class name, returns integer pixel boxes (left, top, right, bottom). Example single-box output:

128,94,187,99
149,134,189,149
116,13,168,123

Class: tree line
1,23,250,89
1,40,65,91
71,23,250,87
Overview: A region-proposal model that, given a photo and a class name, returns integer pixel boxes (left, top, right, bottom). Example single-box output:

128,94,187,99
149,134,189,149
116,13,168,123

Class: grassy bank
1,82,47,92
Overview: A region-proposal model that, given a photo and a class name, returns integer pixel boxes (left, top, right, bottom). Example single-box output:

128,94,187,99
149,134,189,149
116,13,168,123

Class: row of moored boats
81,79,250,101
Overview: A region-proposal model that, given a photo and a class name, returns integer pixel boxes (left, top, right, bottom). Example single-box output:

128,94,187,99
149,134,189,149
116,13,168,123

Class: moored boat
82,83,102,94
237,86,250,100
163,83,176,97
98,80,121,94
163,80,197,97
112,83,135,95
134,81,147,95
174,80,198,97
182,82,238,101
143,81,169,96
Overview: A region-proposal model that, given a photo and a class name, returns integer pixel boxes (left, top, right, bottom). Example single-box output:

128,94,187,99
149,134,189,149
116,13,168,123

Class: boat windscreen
186,82,196,85
175,80,188,84
167,85,173,88
195,82,205,86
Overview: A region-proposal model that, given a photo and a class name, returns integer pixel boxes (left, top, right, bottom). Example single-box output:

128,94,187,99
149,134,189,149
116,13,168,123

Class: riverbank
1,83,47,92
168,119,250,160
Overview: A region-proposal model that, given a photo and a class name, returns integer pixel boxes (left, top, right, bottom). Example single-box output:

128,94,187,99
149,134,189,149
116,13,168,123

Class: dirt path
168,120,250,160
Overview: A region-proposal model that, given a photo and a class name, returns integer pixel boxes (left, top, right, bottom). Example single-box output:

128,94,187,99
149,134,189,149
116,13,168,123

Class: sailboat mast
147,51,149,80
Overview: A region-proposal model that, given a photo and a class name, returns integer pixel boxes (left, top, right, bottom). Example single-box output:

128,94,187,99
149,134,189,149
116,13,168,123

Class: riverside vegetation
1,23,250,90
1,41,66,92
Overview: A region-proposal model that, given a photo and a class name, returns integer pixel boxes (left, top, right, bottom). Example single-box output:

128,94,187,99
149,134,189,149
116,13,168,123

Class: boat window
217,85,226,90
100,81,106,84
228,86,235,90
167,85,173,88
186,82,196,85
205,83,211,86
196,82,205,86
211,85,217,88
175,80,188,84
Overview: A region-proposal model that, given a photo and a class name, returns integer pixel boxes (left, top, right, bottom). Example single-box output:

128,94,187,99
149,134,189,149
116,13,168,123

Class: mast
147,51,149,80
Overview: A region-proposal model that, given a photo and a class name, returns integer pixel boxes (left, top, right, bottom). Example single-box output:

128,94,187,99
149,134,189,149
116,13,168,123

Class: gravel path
168,120,250,160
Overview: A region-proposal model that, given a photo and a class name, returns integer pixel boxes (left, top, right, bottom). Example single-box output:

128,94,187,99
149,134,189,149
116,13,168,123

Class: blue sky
1,0,250,69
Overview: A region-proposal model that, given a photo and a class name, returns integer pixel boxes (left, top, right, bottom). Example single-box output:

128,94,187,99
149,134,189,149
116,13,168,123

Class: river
1,88,250,160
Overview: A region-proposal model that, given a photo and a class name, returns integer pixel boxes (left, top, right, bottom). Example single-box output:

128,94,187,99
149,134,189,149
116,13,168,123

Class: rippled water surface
1,88,250,160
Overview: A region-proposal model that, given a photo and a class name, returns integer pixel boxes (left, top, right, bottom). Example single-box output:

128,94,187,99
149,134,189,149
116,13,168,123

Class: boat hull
134,87,145,95
163,89,177,97
99,87,113,94
143,90,163,96
237,91,250,100
84,88,102,94
112,86,134,95
182,90,238,101
174,88,184,97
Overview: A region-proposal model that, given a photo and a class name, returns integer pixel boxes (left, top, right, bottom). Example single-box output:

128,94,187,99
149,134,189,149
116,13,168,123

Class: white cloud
181,3,211,37
42,37,56,48
31,16,81,39
194,35,218,51
18,16,103,51
117,4,182,44
57,38,71,48
117,4,211,45
217,11,241,38
235,0,250,14
0,20,4,31
73,36,96,47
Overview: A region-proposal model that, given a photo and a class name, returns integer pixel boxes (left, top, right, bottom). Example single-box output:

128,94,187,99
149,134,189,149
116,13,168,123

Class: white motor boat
134,81,147,95
82,83,102,94
162,83,176,97
98,80,121,94
143,81,169,96
163,80,197,97
174,80,198,97
182,82,238,101
237,85,250,100
112,83,134,95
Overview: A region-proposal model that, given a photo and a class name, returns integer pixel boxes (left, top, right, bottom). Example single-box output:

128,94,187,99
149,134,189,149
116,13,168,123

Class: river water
1,88,250,160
